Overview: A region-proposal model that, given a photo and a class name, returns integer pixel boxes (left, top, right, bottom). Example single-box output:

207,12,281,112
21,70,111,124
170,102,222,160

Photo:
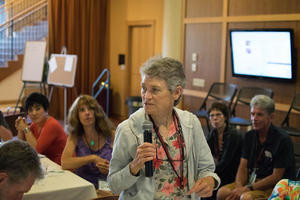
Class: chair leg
205,117,211,132
196,117,210,136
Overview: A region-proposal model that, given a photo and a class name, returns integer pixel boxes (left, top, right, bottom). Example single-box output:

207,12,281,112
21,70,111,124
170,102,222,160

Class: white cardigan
108,107,220,200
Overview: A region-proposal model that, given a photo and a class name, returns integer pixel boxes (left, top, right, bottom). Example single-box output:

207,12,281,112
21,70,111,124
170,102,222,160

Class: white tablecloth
23,156,97,200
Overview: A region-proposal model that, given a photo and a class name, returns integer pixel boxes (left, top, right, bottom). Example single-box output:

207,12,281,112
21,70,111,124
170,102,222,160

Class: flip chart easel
15,41,47,113
47,47,77,129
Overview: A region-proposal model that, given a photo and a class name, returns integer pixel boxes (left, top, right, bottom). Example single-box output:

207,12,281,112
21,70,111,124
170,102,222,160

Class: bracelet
23,127,30,134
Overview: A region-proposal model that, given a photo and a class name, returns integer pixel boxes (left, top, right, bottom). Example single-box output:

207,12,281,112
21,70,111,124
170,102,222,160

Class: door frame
126,20,156,96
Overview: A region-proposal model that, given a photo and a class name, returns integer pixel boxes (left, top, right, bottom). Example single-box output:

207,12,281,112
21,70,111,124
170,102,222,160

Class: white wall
0,69,23,103
162,0,182,59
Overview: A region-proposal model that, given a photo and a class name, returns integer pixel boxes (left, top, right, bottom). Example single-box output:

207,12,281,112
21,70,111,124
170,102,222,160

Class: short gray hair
140,57,186,106
250,95,275,114
0,140,43,184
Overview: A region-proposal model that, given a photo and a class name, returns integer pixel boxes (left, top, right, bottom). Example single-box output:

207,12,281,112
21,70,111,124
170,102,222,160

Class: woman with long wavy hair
61,95,115,189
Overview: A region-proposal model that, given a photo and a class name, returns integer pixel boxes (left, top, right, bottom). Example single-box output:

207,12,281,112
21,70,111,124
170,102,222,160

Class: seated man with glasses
205,102,243,199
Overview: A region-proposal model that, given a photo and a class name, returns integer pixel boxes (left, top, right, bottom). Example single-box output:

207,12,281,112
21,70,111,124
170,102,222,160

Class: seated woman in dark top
61,95,115,189
206,102,243,187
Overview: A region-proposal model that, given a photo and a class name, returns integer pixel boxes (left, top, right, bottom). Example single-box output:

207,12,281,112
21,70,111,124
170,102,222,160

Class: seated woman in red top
15,92,67,165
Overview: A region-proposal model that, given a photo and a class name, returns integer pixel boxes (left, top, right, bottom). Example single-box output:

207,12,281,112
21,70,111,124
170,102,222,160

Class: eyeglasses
209,113,223,118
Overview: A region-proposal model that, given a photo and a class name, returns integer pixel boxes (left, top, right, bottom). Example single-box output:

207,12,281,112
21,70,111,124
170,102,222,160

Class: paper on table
98,180,110,191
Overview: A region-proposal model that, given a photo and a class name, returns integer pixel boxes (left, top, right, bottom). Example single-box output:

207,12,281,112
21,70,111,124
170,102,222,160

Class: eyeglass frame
209,112,223,118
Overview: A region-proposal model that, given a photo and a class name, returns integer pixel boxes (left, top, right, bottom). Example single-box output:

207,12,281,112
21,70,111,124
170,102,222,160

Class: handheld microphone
143,120,153,177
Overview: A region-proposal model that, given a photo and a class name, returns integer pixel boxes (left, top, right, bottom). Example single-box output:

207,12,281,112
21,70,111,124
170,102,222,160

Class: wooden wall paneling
183,0,300,129
181,0,187,63
227,14,300,23
273,110,300,130
184,23,222,92
182,95,202,111
289,112,300,128
295,22,300,92
229,0,300,16
220,0,228,82
185,0,223,18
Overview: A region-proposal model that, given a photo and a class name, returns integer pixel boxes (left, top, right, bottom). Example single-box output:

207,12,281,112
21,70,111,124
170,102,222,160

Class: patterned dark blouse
75,136,112,189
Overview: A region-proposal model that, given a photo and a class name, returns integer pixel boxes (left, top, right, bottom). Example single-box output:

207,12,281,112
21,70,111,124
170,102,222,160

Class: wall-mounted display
229,29,296,82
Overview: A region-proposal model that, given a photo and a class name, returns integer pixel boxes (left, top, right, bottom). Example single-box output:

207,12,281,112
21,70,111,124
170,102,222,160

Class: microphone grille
142,120,153,131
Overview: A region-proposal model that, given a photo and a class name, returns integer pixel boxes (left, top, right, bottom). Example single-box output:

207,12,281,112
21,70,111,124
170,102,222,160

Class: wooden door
128,21,155,96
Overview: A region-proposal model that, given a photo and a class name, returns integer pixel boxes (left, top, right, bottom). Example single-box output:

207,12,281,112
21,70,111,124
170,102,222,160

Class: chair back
125,96,143,117
200,82,238,110
231,87,273,116
280,94,300,173
282,93,300,128
4,112,26,136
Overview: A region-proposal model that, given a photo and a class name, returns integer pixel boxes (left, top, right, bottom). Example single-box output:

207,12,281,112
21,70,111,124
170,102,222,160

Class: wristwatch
23,127,30,134
247,184,254,191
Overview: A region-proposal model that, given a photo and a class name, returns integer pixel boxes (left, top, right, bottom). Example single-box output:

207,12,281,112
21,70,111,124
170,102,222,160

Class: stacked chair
281,93,300,137
280,93,300,178
125,96,143,117
193,82,238,132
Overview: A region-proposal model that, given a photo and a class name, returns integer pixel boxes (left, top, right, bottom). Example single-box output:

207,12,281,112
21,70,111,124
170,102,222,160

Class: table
96,190,119,200
97,180,119,199
24,156,97,200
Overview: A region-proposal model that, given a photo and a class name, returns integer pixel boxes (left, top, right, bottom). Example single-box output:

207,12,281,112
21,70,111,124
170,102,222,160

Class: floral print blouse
153,121,190,200
268,179,300,200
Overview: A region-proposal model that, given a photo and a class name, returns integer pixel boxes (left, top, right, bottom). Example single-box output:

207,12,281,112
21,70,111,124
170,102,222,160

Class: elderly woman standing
61,95,115,189
108,57,220,200
15,92,67,165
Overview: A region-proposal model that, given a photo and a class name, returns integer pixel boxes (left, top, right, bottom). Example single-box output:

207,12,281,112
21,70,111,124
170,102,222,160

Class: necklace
84,133,97,148
90,140,95,146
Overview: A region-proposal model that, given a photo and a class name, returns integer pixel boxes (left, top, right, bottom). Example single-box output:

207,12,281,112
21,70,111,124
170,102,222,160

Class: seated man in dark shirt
217,95,295,200
0,111,13,141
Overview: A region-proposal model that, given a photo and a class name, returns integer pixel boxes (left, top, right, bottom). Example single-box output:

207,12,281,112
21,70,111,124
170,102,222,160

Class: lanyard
149,110,185,189
249,138,265,184
254,137,265,169
254,147,265,168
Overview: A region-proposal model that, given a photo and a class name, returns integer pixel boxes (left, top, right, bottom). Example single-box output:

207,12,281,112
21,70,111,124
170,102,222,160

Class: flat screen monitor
229,29,296,82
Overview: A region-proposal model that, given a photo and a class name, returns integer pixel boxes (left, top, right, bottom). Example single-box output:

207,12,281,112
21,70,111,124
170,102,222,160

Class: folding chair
125,96,143,117
281,93,300,137
193,82,238,132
